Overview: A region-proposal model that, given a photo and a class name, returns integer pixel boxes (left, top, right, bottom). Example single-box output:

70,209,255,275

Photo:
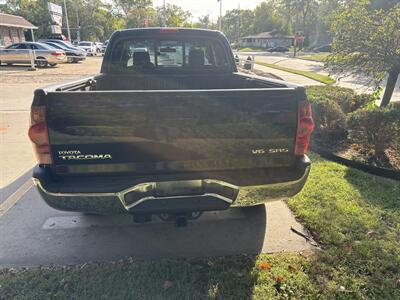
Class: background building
0,13,37,47
238,31,294,49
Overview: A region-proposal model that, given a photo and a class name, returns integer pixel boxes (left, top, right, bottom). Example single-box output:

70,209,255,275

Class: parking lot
0,57,314,267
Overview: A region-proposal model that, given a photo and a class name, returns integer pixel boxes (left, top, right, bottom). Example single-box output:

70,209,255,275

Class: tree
327,3,400,106
113,0,152,17
315,0,340,44
273,0,318,45
253,2,284,34
150,4,192,27
1,0,122,41
220,9,251,41
194,15,215,29
113,0,153,28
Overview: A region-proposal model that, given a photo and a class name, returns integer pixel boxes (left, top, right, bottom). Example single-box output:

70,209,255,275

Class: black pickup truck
29,28,314,221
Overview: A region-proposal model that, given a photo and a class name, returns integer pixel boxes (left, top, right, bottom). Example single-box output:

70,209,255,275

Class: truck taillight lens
295,101,314,155
28,106,52,164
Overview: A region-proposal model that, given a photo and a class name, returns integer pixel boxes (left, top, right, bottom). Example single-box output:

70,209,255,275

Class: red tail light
51,51,64,56
295,101,314,155
159,28,179,33
28,106,52,164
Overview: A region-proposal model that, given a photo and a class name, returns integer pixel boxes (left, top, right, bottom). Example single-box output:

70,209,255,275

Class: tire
36,57,48,68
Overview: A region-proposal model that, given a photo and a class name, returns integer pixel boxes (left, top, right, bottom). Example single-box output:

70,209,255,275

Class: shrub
306,86,376,141
311,99,347,140
347,105,400,158
307,86,374,113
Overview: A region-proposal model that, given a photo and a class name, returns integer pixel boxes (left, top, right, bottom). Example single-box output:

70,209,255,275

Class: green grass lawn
237,47,265,52
1,155,399,299
255,61,336,85
298,53,329,62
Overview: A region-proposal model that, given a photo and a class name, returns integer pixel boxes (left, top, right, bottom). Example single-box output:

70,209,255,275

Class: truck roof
113,27,225,38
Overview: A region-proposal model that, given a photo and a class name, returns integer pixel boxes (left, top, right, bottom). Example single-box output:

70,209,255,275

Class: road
0,57,315,267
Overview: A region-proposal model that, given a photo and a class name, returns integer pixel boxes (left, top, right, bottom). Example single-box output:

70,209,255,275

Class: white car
78,41,97,56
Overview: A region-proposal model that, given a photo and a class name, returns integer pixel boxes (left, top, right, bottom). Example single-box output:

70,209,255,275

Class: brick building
0,13,37,47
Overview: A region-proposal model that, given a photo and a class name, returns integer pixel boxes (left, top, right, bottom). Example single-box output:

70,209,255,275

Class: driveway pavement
0,178,315,267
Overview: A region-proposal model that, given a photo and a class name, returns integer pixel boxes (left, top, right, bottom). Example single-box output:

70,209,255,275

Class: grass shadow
344,167,400,211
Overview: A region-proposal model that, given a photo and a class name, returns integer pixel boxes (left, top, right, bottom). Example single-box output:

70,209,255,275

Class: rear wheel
36,57,48,68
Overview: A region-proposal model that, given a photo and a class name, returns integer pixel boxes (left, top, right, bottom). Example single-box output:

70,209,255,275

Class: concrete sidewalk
252,54,400,102
253,63,324,86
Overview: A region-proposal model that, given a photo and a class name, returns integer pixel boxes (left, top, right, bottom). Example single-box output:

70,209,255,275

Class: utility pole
163,0,166,27
76,10,80,42
63,0,71,41
218,0,222,31
237,3,240,42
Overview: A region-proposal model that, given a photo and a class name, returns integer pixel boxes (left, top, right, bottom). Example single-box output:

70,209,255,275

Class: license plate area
155,180,203,196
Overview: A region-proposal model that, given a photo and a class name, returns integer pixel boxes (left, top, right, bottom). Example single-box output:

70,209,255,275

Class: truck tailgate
44,88,300,175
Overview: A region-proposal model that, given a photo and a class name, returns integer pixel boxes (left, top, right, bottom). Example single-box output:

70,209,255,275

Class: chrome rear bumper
33,156,311,214
33,178,240,214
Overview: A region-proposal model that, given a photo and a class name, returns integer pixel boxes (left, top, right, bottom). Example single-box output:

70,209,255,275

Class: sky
152,0,266,20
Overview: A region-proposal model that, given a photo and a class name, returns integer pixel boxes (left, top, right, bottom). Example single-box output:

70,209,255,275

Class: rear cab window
107,35,231,74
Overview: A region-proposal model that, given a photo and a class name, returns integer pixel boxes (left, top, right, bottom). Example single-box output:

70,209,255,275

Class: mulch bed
314,139,400,171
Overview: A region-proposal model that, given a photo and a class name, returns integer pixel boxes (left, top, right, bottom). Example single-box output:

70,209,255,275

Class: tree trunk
380,68,399,107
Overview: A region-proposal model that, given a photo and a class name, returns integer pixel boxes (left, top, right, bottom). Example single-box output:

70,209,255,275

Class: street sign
48,2,62,15
48,2,63,26
51,25,62,34
50,14,62,26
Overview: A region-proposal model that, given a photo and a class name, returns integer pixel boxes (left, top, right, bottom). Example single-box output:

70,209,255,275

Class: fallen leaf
288,265,298,273
163,280,173,290
299,250,314,258
258,261,272,270
275,275,285,284
343,243,352,254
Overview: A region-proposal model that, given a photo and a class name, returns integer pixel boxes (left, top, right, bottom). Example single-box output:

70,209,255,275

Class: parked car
78,41,97,56
39,39,86,56
0,42,66,67
30,28,314,223
313,44,331,53
266,46,289,53
101,40,109,55
43,41,86,63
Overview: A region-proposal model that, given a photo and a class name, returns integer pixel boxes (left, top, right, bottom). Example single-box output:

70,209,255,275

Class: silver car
0,42,67,67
